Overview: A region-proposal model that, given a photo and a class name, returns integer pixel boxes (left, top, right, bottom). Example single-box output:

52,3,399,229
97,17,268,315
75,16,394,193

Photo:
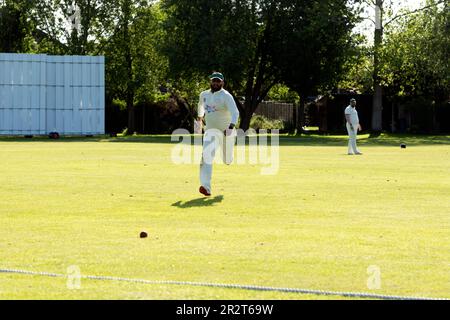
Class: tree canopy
0,0,448,133
380,0,449,102
161,0,360,130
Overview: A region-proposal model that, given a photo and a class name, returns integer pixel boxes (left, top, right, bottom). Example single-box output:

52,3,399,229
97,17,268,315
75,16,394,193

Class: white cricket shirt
345,105,359,125
198,89,239,131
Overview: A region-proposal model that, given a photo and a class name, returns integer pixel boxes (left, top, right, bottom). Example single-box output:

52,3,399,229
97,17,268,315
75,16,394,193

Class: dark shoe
199,186,211,196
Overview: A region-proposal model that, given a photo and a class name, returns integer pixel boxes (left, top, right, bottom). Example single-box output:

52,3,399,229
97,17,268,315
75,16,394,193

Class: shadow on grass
0,133,448,146
172,195,224,208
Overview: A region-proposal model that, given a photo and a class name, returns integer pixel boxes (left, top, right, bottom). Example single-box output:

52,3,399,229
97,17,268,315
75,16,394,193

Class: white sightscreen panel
80,109,88,133
71,56,81,133
12,81,20,133
39,55,47,133
73,86,81,110
88,109,95,133
55,56,64,111
46,56,57,133
82,86,90,110
55,110,64,132
46,55,56,111
55,56,64,86
12,108,20,134
72,101,82,133
13,54,26,133
64,56,72,111
0,57,5,85
82,56,90,87
97,109,105,133
21,80,33,132
47,84,56,110
99,57,105,134
86,109,96,134
31,109,40,131
47,109,56,132
87,109,94,133
20,109,30,132
11,55,20,85
91,57,99,87
1,109,6,133
73,56,82,86
72,86,83,133
0,78,7,109
2,55,13,133
0,54,10,133
31,55,41,112
91,86,99,110
0,53,104,135
56,86,64,110
0,109,4,133
2,109,11,132
3,84,12,109
63,110,73,132
98,56,105,87
4,54,13,85
81,56,89,110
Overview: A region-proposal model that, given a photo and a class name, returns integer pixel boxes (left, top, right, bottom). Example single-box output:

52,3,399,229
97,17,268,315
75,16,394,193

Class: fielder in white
197,72,239,196
345,98,363,155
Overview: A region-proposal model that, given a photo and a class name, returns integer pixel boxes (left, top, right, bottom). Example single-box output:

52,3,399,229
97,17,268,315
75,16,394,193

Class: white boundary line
1,268,448,300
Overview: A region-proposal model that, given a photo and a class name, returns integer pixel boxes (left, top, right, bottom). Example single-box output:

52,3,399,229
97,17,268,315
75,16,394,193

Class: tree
361,0,447,131
268,0,360,129
380,1,449,101
32,0,118,55
161,0,359,131
101,1,168,133
0,0,35,52
338,44,374,94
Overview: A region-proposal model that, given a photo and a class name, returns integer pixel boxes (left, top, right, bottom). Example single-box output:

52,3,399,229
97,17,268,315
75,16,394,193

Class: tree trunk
372,83,383,131
295,93,306,131
372,0,383,132
298,101,305,130
293,102,298,133
127,102,135,134
229,92,255,132
239,109,252,132
391,101,396,133
123,0,134,133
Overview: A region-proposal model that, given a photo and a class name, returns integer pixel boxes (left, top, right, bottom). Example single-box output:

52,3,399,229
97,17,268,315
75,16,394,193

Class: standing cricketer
345,98,363,155
197,72,239,196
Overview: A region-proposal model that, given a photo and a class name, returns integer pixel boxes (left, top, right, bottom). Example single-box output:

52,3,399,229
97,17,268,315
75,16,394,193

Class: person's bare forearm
197,117,204,132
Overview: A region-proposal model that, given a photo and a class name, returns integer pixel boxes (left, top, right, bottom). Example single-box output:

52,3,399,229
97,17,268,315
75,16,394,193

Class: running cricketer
197,72,239,196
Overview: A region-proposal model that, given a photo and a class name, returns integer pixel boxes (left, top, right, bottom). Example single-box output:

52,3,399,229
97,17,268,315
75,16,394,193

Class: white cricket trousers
346,123,360,154
200,128,236,193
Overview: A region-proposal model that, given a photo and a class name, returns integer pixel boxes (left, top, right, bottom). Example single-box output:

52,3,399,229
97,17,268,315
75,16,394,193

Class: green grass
0,133,449,300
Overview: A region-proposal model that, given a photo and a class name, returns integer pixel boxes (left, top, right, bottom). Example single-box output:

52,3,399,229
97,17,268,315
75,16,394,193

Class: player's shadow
172,195,224,208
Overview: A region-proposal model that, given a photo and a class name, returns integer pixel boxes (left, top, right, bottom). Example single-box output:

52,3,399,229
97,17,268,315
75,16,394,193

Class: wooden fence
253,101,294,124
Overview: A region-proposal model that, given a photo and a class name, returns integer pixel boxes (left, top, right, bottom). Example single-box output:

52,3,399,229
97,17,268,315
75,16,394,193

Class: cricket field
0,133,449,299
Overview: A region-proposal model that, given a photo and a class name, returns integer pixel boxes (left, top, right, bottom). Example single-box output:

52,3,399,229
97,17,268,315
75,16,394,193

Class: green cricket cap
209,72,224,81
